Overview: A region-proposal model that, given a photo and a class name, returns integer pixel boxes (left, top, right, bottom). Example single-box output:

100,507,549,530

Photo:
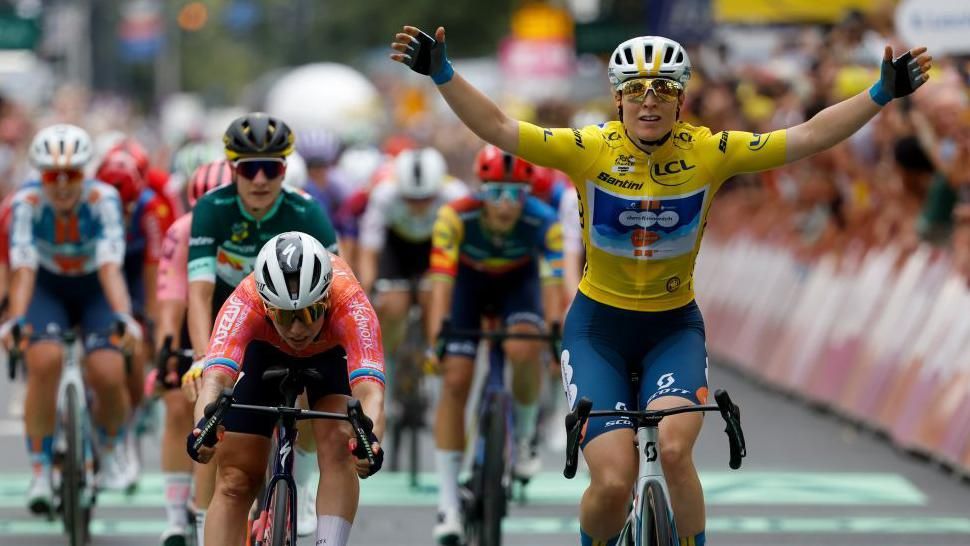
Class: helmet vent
643,45,653,63
664,46,674,64
413,157,422,187
261,263,279,297
623,48,634,65
311,257,322,287
676,51,684,63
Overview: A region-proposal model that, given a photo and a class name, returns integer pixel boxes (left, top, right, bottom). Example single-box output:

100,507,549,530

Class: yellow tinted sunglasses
265,301,327,328
619,78,683,103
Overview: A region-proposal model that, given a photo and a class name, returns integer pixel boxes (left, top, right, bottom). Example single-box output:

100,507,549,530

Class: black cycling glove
869,50,926,106
402,28,454,85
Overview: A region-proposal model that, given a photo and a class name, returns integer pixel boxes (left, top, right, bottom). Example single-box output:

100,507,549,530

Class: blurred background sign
501,3,576,102
896,0,970,55
0,9,40,50
714,0,874,24
574,0,712,53
118,0,164,62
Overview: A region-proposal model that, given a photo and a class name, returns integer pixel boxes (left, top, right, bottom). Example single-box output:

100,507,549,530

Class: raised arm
785,46,932,164
391,26,519,152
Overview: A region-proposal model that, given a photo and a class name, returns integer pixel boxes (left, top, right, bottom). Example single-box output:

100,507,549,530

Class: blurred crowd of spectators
2,7,968,281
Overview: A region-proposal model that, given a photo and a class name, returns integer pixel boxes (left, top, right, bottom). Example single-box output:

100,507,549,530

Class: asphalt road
1,359,969,546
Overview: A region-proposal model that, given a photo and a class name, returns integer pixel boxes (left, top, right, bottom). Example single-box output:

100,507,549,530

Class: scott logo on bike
644,441,658,462
657,373,675,389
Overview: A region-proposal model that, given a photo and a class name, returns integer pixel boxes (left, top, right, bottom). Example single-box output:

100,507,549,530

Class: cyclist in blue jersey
426,145,563,544
0,124,141,511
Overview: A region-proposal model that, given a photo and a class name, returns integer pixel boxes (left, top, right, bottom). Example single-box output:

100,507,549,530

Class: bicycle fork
631,426,676,545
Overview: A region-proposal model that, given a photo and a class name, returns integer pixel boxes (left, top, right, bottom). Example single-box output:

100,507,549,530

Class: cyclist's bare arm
426,277,453,347
187,280,215,358
142,264,159,323
194,368,233,422
351,380,386,441
155,300,186,351
786,46,931,164
97,263,132,314
391,26,519,153
357,246,379,295
7,267,35,318
541,281,564,326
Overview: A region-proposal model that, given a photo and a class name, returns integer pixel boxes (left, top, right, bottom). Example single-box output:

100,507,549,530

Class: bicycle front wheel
268,479,293,546
640,481,676,546
481,394,507,546
61,383,90,546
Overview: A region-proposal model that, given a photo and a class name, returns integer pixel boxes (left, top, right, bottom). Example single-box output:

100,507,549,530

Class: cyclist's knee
314,423,352,467
162,390,193,424
658,422,699,478
217,464,262,502
376,290,409,321
440,358,474,399
25,343,62,382
588,468,635,506
84,350,127,390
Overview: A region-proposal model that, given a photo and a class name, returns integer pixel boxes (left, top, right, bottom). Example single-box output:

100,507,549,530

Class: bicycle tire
268,480,292,546
641,480,676,546
481,394,507,546
62,384,90,546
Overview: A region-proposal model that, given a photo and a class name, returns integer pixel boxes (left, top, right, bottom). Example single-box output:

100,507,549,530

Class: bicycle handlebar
562,389,747,478
155,335,195,389
435,319,562,360
194,389,378,468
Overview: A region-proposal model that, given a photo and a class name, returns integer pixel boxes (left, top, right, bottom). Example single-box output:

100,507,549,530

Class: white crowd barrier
696,237,970,474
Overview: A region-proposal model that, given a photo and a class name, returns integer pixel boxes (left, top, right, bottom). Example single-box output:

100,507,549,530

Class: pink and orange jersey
202,254,385,389
157,214,191,303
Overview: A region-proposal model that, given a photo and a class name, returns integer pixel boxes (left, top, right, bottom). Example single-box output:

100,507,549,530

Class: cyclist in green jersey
184,113,339,540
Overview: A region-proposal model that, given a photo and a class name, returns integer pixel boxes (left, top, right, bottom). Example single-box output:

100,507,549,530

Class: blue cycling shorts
123,250,146,318
25,269,119,353
444,264,544,358
560,292,709,448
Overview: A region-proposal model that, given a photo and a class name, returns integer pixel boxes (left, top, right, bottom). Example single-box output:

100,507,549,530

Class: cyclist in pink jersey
187,232,385,546
154,159,231,545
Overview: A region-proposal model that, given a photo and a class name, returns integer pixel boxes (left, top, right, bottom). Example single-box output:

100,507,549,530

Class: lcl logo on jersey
649,159,696,186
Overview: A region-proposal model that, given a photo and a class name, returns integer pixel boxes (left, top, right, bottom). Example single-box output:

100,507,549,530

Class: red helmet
381,134,417,158
187,159,232,208
107,138,151,179
474,145,535,183
96,152,145,208
530,166,557,198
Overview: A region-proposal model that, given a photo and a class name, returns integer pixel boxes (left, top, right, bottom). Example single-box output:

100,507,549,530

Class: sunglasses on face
233,158,287,180
40,169,84,185
619,78,683,103
265,301,327,328
480,183,529,203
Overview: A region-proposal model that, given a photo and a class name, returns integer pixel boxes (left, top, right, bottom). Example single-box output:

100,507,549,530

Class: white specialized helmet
608,36,692,91
394,147,446,199
282,151,308,190
254,231,333,310
30,124,94,170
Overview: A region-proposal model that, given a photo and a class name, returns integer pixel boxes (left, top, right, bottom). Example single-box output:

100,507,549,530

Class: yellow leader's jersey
517,120,787,312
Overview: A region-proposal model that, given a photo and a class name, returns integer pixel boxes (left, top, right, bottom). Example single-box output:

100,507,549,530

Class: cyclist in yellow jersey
392,25,932,546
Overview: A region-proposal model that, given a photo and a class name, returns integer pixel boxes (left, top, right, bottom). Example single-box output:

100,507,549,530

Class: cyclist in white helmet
187,231,385,546
1,124,141,511
357,147,467,369
393,24,932,546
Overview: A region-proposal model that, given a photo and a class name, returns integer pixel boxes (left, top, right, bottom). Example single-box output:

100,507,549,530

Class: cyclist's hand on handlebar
113,312,143,351
422,347,440,375
349,432,383,478
0,315,25,352
187,419,225,464
181,359,205,402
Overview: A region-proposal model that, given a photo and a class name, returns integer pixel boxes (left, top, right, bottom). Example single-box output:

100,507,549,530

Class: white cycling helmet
395,148,446,199
30,124,94,170
282,151,308,190
254,231,333,310
608,36,692,91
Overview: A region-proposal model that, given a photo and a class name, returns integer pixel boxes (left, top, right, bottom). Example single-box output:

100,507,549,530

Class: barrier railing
696,237,970,474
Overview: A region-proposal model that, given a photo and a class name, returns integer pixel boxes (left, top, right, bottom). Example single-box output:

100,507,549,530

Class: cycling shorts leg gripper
78,274,123,353
561,292,638,449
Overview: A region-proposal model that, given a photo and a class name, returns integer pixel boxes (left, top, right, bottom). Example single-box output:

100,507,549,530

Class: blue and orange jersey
429,195,563,282
8,180,126,275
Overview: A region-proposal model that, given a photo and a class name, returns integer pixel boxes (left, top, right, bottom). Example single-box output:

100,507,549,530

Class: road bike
193,363,377,546
563,389,746,546
437,319,560,546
